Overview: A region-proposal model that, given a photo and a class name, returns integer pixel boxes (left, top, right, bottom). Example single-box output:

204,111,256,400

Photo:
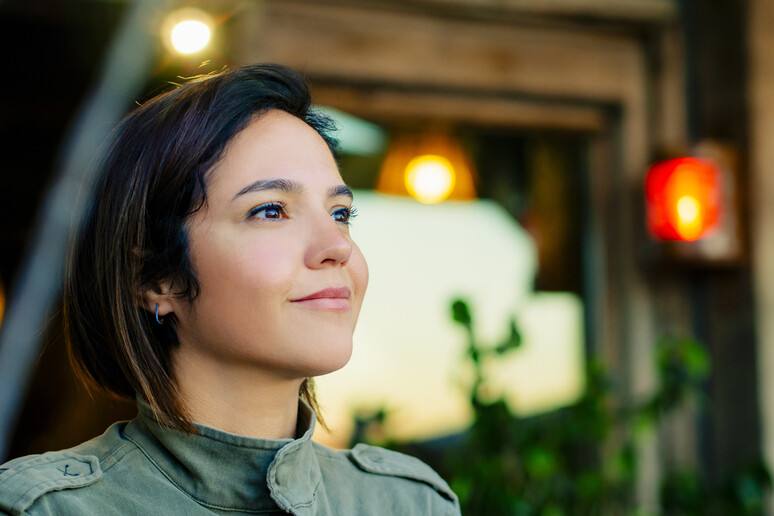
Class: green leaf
525,446,557,479
576,471,602,499
682,340,710,380
495,319,522,354
540,504,565,516
451,299,472,326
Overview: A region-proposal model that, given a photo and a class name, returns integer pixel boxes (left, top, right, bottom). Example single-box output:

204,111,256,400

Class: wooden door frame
231,1,686,506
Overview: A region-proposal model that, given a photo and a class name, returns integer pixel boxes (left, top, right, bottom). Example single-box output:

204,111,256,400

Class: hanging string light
376,132,477,204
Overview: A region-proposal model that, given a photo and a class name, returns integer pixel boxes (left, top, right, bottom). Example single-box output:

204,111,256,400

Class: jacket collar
124,399,321,513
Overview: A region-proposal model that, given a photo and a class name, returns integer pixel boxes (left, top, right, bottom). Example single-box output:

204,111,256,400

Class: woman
0,64,459,515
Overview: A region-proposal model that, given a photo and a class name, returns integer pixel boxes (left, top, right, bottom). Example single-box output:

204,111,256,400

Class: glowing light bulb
171,20,210,54
677,196,700,224
404,155,456,204
645,157,722,242
676,195,703,241
162,8,214,56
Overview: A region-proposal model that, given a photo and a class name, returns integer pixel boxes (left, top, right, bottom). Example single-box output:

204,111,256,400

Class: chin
302,337,354,377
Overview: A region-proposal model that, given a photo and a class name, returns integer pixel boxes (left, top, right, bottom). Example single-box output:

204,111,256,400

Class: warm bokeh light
162,8,214,56
404,154,456,204
171,20,210,54
645,157,721,241
676,195,703,240
676,195,700,224
376,133,477,202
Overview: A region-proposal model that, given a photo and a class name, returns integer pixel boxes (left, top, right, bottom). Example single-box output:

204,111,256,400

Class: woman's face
169,109,368,379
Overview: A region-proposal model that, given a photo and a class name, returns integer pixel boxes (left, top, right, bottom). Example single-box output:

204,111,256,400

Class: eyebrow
329,184,354,200
233,178,301,199
232,178,353,201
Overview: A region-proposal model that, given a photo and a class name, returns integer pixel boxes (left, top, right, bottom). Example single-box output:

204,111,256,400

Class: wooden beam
311,83,607,132
311,0,678,24
234,1,644,103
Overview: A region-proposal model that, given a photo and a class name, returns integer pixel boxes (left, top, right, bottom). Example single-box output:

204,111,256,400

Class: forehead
205,109,341,198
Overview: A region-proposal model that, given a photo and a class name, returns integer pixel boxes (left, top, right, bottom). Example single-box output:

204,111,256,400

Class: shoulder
313,442,460,514
348,443,455,499
0,422,135,516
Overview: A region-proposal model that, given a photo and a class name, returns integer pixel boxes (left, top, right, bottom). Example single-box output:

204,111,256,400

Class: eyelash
248,203,358,225
248,202,287,220
334,205,358,225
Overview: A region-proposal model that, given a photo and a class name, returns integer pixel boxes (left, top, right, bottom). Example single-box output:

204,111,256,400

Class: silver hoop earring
155,303,164,325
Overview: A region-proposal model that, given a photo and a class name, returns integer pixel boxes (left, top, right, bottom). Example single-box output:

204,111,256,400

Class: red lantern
645,157,722,242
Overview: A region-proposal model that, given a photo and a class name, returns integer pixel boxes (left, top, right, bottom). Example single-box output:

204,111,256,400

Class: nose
304,213,353,268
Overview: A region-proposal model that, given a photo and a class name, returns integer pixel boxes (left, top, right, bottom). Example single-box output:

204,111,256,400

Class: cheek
350,244,369,302
179,232,302,354
191,231,299,309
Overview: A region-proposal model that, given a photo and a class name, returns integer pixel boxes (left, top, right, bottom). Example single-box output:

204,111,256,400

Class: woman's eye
332,206,358,224
249,203,286,220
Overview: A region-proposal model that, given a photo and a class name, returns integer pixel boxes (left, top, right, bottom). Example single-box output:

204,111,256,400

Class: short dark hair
64,64,338,431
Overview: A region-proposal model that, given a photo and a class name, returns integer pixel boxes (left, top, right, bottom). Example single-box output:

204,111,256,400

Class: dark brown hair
64,64,338,431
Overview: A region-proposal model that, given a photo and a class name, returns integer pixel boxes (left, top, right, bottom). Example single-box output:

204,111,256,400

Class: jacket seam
93,440,137,474
1,454,102,515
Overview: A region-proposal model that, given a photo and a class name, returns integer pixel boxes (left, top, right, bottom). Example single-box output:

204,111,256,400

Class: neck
171,347,303,440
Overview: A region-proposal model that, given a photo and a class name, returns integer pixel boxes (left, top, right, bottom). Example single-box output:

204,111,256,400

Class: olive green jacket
0,402,459,515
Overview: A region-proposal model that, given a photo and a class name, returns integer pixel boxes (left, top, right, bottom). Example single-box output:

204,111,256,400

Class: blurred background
2,0,774,513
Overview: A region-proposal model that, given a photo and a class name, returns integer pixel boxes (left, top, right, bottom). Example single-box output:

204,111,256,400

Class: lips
291,287,351,310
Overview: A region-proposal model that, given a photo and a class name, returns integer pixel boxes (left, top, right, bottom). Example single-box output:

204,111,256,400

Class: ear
141,281,175,319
